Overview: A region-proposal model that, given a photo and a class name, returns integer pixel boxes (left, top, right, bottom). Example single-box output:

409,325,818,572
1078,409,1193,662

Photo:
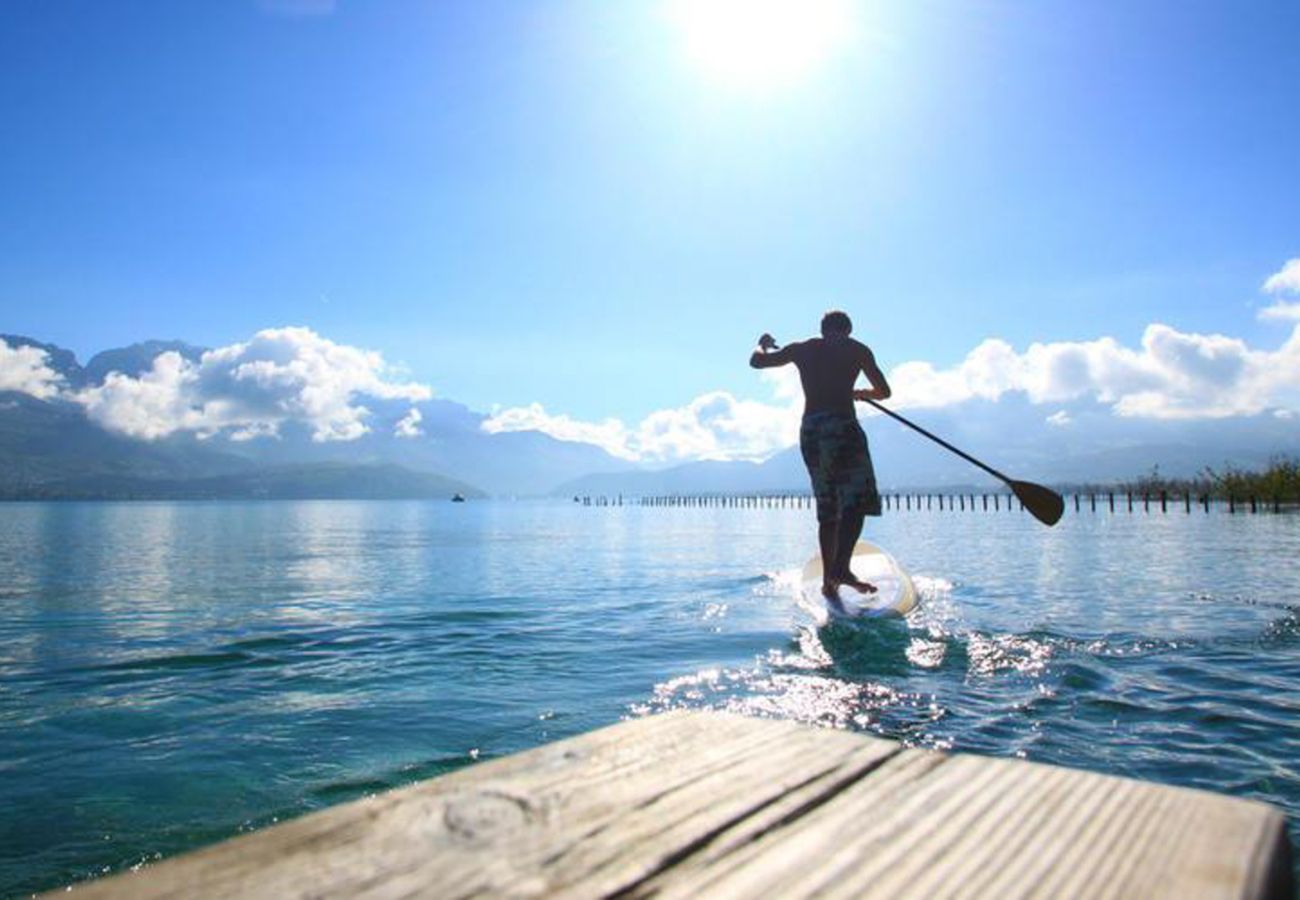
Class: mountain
0,334,633,498
558,456,800,497
4,332,1296,501
0,334,85,386
7,462,483,501
555,400,1300,497
0,334,209,389
214,398,637,496
83,340,207,383
0,390,254,492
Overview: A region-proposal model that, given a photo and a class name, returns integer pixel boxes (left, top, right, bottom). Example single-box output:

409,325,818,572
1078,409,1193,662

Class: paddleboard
801,540,918,619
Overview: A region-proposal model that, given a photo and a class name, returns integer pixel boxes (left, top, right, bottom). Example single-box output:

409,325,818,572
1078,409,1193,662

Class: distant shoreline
0,461,485,503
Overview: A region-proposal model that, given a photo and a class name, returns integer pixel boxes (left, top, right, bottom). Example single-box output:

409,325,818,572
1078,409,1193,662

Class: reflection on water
0,501,1298,895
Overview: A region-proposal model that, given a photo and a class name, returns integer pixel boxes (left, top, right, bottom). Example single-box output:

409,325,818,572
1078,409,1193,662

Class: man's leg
834,507,863,577
819,516,840,601
834,420,878,594
835,507,876,593
802,418,841,603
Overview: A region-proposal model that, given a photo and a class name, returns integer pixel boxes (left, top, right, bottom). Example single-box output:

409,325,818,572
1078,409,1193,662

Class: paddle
858,397,1065,527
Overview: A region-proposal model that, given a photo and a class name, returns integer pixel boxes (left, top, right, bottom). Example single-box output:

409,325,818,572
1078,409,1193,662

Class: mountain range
555,404,1298,498
2,333,1296,500
0,333,632,500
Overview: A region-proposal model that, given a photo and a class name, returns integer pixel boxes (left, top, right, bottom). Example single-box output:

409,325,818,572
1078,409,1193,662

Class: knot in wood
443,788,536,842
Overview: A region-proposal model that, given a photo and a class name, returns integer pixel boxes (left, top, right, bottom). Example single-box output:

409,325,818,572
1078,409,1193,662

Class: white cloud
1259,258,1300,321
0,340,63,399
1260,301,1300,322
888,335,1158,409
12,314,1295,464
891,323,1300,420
1263,258,1300,295
394,408,424,438
484,321,1300,462
483,403,637,459
484,369,801,464
75,327,431,442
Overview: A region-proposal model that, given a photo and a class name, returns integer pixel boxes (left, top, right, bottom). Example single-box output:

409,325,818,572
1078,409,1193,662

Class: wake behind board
802,540,918,620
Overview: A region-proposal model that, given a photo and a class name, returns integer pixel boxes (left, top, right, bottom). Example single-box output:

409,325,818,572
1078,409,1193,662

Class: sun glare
666,0,856,88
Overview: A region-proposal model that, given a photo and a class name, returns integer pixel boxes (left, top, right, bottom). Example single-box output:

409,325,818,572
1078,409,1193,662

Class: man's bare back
789,337,881,419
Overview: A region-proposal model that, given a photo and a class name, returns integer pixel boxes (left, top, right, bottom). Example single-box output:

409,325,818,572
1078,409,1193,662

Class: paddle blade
1010,480,1065,527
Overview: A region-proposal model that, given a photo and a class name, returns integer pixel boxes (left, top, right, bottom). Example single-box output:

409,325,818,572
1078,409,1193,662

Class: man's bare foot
821,580,847,612
839,572,877,594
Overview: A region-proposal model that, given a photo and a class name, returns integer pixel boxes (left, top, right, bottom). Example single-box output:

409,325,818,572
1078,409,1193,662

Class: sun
666,0,856,88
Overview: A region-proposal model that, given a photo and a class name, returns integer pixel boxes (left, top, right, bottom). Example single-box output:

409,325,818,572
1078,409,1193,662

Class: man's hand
856,348,892,402
751,334,795,369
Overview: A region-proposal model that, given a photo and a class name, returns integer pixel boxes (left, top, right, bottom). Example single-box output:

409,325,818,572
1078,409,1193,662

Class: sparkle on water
0,499,1298,894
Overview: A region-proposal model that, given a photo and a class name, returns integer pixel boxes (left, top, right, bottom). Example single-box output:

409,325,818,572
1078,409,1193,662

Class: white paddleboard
801,540,918,620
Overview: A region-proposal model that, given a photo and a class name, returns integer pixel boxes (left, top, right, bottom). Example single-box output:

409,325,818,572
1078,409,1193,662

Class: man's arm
853,346,891,401
750,335,799,369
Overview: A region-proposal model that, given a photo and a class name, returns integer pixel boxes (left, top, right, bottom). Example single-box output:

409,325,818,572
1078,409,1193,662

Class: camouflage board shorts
799,411,881,522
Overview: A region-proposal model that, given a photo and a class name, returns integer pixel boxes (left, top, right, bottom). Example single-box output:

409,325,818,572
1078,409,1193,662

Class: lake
1,499,1297,895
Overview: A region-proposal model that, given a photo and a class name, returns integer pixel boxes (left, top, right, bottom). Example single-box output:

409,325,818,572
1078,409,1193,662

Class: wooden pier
56,711,1292,899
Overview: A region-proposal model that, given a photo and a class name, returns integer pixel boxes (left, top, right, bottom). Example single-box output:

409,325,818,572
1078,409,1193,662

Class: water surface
1,500,1297,895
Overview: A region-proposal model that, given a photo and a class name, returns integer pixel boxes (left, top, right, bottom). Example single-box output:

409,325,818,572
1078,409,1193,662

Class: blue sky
2,0,1298,431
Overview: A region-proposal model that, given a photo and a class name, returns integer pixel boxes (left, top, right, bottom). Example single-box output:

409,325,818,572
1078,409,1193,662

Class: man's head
820,310,852,337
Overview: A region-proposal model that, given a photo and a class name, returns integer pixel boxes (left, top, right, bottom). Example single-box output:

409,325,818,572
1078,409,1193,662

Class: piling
608,489,1289,518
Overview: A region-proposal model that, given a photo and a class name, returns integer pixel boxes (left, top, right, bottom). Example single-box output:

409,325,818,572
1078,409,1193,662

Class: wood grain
51,711,1292,899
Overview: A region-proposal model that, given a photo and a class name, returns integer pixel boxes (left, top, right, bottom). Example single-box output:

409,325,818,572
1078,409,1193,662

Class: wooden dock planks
53,710,1292,899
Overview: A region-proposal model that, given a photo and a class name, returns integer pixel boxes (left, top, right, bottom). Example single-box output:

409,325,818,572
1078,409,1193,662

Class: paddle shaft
859,397,1015,487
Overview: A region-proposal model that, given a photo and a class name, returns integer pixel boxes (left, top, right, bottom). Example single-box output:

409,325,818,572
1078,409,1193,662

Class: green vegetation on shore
1080,457,1300,503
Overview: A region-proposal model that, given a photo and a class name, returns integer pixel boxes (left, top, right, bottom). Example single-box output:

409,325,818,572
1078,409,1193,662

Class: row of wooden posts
575,491,1293,514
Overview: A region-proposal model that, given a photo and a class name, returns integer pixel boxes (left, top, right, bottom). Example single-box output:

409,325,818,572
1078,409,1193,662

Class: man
750,310,891,605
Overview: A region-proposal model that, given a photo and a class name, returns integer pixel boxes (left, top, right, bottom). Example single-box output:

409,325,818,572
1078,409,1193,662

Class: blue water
1,500,1298,896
